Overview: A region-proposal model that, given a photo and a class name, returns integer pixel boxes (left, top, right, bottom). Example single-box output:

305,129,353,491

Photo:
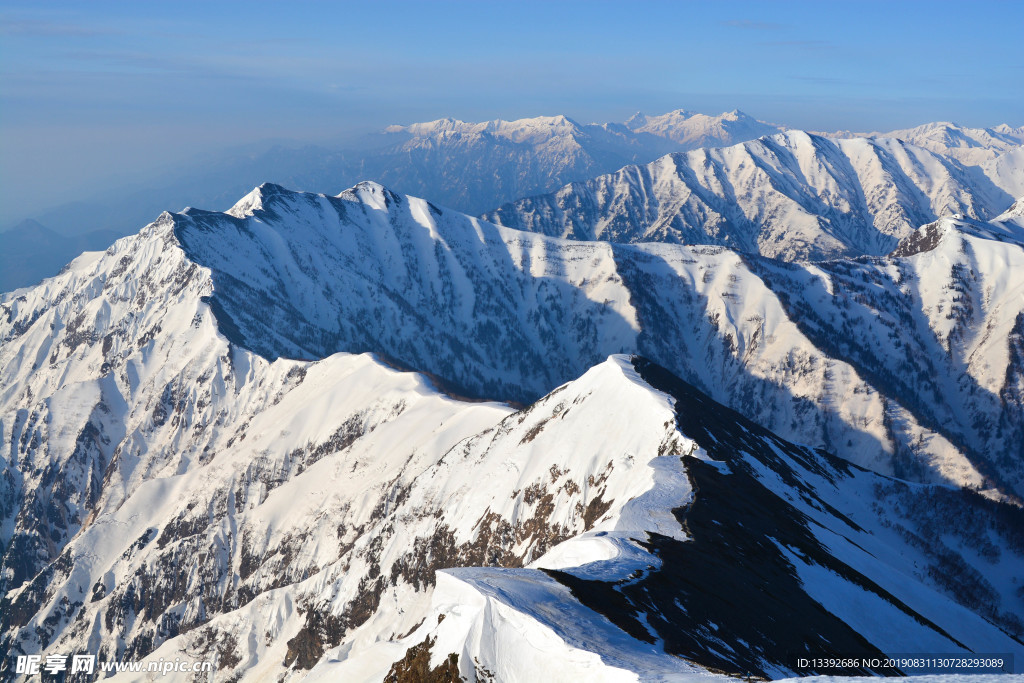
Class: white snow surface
623,108,783,147
877,121,1024,166
484,130,1017,261
0,221,702,679
137,181,1024,496
2,182,1024,680
777,678,1023,683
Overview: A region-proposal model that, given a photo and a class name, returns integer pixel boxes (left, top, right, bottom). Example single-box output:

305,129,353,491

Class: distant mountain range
3,110,1022,292
865,121,1024,165
6,109,785,236
2,180,1022,678
0,108,782,291
484,130,1017,261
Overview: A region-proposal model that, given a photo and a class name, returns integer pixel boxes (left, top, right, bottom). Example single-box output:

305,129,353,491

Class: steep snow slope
311,352,1024,679
745,214,1024,494
484,131,1014,261
128,183,1024,496
0,211,685,678
5,343,1021,680
980,146,1024,199
1,187,1022,679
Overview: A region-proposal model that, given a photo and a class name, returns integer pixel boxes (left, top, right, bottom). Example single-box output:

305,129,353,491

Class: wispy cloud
760,40,834,50
0,17,117,37
791,75,859,86
720,20,786,31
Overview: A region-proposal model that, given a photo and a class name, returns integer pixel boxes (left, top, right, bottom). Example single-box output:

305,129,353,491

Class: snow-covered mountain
819,122,1024,210
980,145,1024,200
877,121,1024,166
483,131,1017,261
623,108,783,148
336,109,785,215
2,183,1022,679
3,108,779,270
9,112,1020,294
354,114,675,215
24,181,1020,494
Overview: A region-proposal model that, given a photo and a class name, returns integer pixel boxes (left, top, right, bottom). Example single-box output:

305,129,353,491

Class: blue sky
2,0,1022,222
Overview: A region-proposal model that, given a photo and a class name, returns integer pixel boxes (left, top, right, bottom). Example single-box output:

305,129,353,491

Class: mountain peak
995,195,1024,223
518,113,574,126
621,108,784,146
224,182,288,218
387,115,583,142
337,180,405,212
890,212,1024,258
227,186,265,218
878,120,1024,165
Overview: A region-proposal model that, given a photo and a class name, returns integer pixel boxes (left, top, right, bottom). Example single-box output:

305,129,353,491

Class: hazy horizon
2,0,1022,225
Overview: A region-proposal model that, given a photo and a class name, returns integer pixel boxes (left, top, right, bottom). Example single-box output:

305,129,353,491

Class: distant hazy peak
621,108,784,146
385,109,785,150
3,218,53,236
384,114,583,142
872,121,1024,165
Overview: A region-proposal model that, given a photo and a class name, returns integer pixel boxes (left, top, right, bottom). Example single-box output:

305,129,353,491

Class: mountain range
484,130,1018,261
1,109,782,293
1,178,1022,679
866,121,1024,166
4,110,1023,293
4,108,782,240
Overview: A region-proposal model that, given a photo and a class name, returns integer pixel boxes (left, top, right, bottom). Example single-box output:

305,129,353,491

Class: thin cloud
792,76,859,86
720,20,786,31
760,40,835,50
0,18,117,37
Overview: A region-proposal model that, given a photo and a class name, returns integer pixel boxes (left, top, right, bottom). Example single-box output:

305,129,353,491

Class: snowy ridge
747,214,1024,494
979,146,1024,200
1,183,1023,679
995,195,1024,224
484,131,1015,261
876,121,1024,166
8,107,782,253
0,207,671,677
622,108,783,148
374,109,788,214
139,181,1024,495
373,113,676,214
388,109,783,152
386,114,586,145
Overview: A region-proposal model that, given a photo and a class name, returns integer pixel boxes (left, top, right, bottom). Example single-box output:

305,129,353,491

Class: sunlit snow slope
161,182,1024,497
1,183,1022,680
878,121,1024,166
484,131,1015,261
